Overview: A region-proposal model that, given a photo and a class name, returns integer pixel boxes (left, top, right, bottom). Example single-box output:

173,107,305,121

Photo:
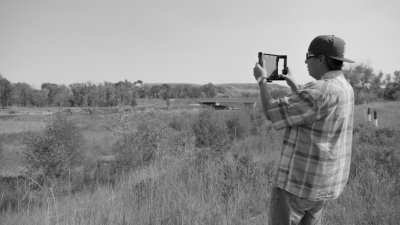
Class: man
253,35,355,225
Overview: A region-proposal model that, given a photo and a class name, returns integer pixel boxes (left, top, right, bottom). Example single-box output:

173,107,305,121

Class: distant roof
197,98,259,104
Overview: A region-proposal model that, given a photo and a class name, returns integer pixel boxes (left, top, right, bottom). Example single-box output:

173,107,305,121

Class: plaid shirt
268,71,354,201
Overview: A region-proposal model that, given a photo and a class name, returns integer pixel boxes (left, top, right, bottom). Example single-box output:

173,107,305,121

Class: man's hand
281,67,299,92
253,63,268,80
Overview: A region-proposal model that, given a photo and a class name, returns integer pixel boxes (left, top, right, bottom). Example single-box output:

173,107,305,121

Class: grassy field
0,101,399,224
353,101,400,128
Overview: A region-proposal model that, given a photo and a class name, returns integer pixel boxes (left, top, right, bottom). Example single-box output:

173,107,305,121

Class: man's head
305,35,354,79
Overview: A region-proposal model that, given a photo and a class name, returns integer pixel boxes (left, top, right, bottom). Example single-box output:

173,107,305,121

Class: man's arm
281,68,299,93
253,63,275,120
259,80,274,120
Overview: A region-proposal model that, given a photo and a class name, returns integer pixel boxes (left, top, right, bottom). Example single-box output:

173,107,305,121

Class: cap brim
330,56,355,63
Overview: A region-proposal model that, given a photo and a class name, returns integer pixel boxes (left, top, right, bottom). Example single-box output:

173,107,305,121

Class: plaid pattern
268,71,354,201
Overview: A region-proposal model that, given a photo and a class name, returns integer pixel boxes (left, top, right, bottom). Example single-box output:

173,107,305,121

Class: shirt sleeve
267,82,331,130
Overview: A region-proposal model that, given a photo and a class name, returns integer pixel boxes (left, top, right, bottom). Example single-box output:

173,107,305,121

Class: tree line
342,65,400,104
0,74,222,108
1,64,400,108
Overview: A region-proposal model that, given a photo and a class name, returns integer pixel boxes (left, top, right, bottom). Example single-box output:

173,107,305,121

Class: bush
225,110,251,140
350,123,400,181
328,123,400,224
24,113,83,184
112,112,190,171
0,142,4,162
192,109,232,153
248,108,265,135
354,122,399,146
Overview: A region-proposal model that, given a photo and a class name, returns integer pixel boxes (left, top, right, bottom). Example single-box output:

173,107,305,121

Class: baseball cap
308,35,355,63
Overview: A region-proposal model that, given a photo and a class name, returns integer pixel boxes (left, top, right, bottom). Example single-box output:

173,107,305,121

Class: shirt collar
320,70,343,80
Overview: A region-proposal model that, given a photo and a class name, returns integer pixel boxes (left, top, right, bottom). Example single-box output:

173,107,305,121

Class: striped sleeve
268,82,331,130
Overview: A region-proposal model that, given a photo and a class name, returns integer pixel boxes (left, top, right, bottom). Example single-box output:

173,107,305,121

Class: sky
0,0,399,88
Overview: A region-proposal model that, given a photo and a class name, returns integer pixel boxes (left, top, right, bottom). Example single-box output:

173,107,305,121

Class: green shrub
326,122,400,224
112,112,190,171
0,142,4,162
248,108,265,135
354,122,399,146
113,114,162,170
24,113,83,184
192,109,232,153
350,123,400,181
225,110,251,140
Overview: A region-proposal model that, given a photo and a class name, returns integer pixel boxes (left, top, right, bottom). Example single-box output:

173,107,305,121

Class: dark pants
269,187,325,225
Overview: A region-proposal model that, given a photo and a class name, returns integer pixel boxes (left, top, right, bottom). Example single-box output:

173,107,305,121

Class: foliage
225,110,251,140
383,82,399,101
354,122,399,146
112,112,190,171
12,82,33,107
41,83,70,106
0,77,13,108
342,65,400,104
325,122,400,224
3,103,400,223
192,109,232,153
112,114,163,170
349,122,400,184
29,89,48,107
0,74,294,107
0,142,4,162
201,83,217,98
24,113,83,184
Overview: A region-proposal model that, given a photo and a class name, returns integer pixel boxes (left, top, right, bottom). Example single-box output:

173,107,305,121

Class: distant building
197,98,259,110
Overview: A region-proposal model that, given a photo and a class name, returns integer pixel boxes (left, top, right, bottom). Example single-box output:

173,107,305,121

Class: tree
188,85,201,98
383,82,398,101
0,77,13,108
150,85,161,98
160,84,171,100
12,82,33,107
201,83,217,98
382,71,400,101
103,82,117,106
137,85,148,98
41,83,59,106
393,71,400,84
30,89,48,107
41,83,71,106
84,82,99,107
54,85,71,107
343,64,376,104
384,74,392,85
115,80,135,105
69,83,88,106
371,72,384,91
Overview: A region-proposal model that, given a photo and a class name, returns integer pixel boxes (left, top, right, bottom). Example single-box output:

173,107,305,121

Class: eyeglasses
306,52,318,60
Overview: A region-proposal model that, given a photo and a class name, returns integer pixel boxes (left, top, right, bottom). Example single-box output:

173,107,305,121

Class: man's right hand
253,63,268,80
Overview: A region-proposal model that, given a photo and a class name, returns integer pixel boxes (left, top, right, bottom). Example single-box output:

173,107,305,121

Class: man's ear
318,55,326,64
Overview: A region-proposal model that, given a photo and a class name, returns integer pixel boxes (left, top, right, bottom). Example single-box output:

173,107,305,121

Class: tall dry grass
1,102,400,224
1,136,279,224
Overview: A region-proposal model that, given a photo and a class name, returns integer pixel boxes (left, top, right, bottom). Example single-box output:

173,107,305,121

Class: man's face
305,52,319,79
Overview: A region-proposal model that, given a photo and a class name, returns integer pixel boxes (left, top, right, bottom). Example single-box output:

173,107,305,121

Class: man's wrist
257,76,267,85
